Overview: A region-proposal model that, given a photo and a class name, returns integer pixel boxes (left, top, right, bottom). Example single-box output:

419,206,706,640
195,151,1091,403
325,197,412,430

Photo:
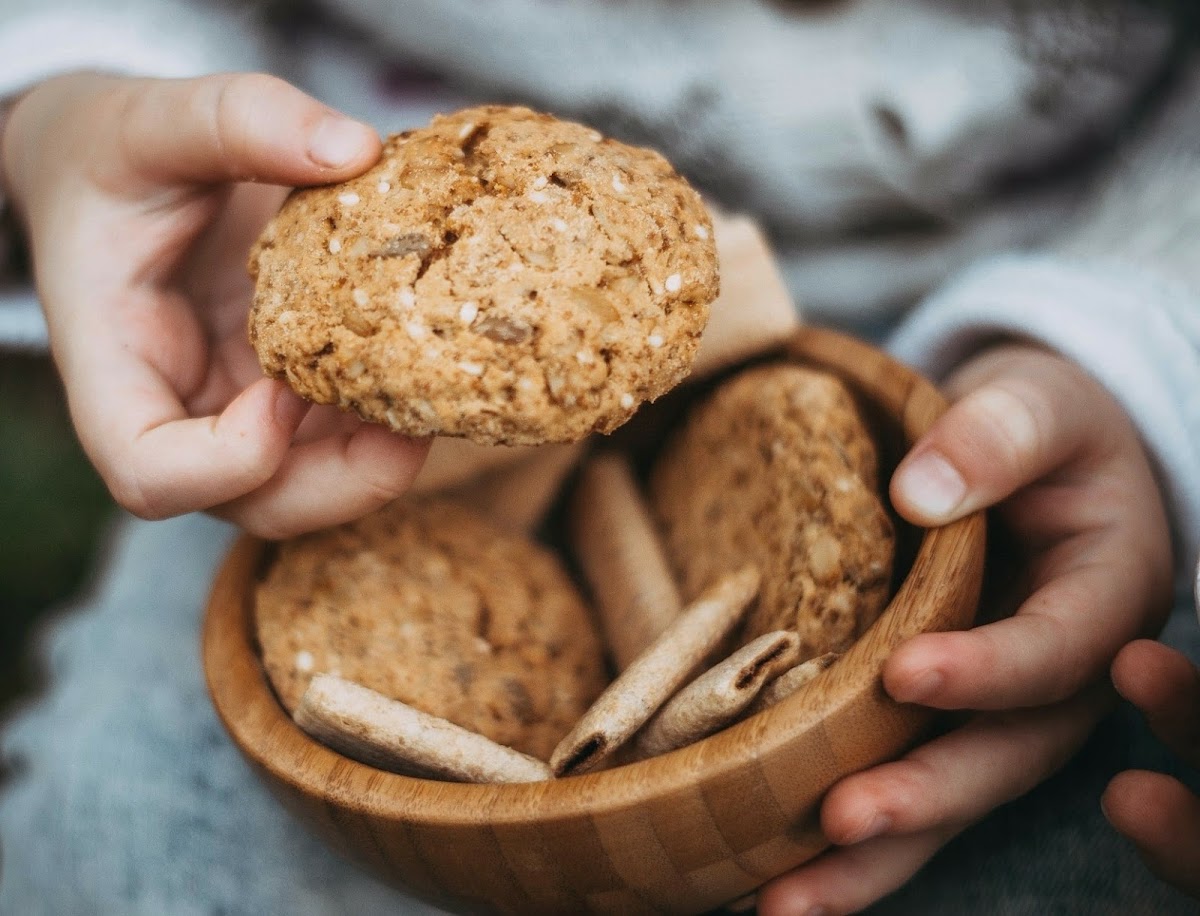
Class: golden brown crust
254,498,607,760
249,105,718,446
650,364,895,659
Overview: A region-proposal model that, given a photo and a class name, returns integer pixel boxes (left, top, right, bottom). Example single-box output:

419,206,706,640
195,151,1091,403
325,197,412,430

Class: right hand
1,71,429,538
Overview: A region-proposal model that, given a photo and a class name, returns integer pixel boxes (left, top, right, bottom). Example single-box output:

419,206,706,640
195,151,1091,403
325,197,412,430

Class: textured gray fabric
2,514,1198,914
0,514,447,916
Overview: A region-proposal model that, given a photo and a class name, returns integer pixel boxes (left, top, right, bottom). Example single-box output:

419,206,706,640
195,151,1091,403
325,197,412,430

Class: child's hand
1,72,429,538
759,342,1175,914
1105,638,1200,898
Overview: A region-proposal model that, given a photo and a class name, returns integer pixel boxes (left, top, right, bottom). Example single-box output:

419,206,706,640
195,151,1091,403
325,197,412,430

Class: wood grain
203,326,986,915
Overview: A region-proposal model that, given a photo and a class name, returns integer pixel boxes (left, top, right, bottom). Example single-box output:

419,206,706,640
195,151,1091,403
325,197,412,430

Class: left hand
758,342,1175,914
1104,637,1200,898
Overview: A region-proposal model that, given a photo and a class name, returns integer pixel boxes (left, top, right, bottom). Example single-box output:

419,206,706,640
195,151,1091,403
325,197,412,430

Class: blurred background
0,355,111,722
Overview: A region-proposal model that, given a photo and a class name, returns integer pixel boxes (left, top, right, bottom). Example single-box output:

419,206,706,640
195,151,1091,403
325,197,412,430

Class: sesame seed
647,333,664,348
405,320,427,340
397,288,416,309
459,301,479,324
338,191,360,206
458,361,484,376
588,129,603,142
532,176,548,190
551,217,568,232
518,377,536,390
611,173,627,193
694,224,710,240
458,121,476,140
377,180,391,193
352,288,369,307
620,393,635,409
327,237,342,254
528,190,550,204
295,651,314,673
474,637,492,655
665,273,682,293
575,349,595,365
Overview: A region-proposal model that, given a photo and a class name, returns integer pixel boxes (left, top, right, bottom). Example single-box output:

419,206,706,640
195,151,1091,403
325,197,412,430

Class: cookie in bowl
650,363,895,660
254,497,607,762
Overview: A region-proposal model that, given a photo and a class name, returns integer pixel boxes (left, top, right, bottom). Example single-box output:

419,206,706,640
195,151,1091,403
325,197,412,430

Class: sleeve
889,59,1200,572
0,0,274,350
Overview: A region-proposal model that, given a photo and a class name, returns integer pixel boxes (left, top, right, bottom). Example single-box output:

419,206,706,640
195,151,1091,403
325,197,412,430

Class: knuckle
1024,611,1082,702
210,73,287,178
358,468,411,506
961,383,1048,477
220,435,282,495
105,462,166,520
884,756,944,818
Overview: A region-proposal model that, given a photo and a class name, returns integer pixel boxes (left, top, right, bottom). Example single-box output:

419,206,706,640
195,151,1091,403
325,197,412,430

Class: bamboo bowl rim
203,325,986,832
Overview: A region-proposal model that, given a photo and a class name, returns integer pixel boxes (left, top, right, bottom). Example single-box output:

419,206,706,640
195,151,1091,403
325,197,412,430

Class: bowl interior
203,326,986,914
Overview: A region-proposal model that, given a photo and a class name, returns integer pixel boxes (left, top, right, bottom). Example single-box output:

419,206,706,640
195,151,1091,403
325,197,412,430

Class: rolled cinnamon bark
295,674,552,784
746,651,841,715
637,630,801,757
549,566,761,776
570,453,683,671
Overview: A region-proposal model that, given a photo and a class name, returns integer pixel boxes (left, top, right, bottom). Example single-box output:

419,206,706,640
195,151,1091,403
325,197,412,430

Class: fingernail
846,812,892,844
309,115,374,168
896,668,943,704
895,451,966,521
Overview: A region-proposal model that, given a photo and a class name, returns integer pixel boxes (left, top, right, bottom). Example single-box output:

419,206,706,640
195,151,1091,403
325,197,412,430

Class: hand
1105,638,1200,898
759,342,1174,914
1,72,428,537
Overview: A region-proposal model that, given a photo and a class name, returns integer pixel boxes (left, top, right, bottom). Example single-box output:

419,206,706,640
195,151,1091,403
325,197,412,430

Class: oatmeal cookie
249,105,718,446
650,364,895,659
254,498,608,760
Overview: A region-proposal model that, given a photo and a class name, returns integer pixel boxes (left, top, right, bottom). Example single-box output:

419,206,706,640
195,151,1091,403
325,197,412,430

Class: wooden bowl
203,326,986,915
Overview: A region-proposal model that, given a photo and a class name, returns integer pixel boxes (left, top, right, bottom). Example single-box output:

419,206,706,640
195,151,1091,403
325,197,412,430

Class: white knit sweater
0,0,1197,572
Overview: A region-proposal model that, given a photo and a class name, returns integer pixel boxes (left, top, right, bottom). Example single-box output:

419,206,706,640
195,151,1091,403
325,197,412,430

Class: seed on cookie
248,104,719,446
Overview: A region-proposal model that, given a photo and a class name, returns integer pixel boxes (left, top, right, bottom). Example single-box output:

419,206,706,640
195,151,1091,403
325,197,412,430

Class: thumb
111,73,380,189
890,353,1086,526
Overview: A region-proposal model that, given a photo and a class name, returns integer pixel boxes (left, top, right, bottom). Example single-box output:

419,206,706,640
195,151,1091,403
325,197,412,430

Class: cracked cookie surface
650,364,896,661
255,498,608,760
248,105,719,445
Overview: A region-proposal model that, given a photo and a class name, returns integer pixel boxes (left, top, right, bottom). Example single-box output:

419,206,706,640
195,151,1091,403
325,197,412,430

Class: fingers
80,373,310,519
822,687,1107,846
1103,770,1200,898
885,545,1155,709
213,424,430,539
1112,640,1200,764
109,72,380,190
757,693,1106,915
757,829,950,916
890,347,1095,527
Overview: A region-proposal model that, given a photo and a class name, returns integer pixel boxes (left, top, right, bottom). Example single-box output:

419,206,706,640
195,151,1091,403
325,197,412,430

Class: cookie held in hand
249,105,719,446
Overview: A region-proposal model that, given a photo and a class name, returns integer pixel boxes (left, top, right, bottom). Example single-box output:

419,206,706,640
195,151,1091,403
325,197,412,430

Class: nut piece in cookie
650,364,895,660
254,498,608,761
249,105,719,446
